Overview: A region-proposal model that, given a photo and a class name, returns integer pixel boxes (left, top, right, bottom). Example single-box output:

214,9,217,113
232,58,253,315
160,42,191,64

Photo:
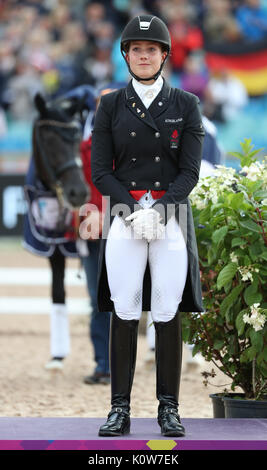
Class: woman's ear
162,51,167,63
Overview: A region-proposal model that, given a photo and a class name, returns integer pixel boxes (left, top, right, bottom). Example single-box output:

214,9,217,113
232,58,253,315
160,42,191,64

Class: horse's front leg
45,247,70,371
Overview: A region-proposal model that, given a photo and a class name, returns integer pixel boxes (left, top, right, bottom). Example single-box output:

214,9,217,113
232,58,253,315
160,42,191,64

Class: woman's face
126,40,167,84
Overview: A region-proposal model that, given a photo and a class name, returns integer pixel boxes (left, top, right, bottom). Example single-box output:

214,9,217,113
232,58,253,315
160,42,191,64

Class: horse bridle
33,118,82,206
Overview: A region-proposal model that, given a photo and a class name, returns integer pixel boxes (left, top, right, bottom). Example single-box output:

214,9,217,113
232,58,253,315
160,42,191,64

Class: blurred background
0,1,266,418
1,0,267,235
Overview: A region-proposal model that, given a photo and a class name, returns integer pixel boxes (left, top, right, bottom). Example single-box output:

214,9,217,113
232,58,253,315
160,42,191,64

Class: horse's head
33,93,89,208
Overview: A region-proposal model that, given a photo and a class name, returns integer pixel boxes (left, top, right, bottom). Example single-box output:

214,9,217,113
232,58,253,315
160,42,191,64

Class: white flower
243,304,266,332
195,198,207,210
238,266,259,282
250,303,260,314
190,190,207,210
230,252,238,263
191,160,267,211
214,165,237,181
262,198,267,206
243,313,250,323
241,160,267,184
251,313,265,332
238,266,253,282
253,318,265,332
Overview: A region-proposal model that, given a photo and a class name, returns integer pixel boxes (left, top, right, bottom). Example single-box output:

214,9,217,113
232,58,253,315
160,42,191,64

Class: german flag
205,38,267,96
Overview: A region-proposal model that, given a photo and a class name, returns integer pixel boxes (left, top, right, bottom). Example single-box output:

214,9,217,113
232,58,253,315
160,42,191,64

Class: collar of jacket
125,78,171,132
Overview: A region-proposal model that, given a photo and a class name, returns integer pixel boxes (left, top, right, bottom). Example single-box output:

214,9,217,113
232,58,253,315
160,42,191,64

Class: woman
91,15,205,437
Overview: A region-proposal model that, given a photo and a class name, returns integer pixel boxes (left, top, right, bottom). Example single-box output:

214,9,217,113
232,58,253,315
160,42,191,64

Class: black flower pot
223,395,267,418
209,393,246,418
209,393,226,418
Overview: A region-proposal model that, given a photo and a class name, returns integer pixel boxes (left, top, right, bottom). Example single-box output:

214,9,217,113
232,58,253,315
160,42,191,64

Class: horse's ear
34,93,47,116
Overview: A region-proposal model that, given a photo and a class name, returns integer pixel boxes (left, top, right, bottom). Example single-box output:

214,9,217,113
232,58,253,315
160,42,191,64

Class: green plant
182,139,267,400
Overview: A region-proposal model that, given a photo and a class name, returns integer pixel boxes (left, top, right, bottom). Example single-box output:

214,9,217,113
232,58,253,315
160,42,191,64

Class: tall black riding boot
154,312,185,437
98,312,139,436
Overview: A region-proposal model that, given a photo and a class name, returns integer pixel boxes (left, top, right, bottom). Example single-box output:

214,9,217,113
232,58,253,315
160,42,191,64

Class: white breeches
105,193,188,322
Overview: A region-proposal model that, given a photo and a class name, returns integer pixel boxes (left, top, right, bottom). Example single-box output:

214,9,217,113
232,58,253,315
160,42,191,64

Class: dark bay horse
24,92,92,370
33,93,89,208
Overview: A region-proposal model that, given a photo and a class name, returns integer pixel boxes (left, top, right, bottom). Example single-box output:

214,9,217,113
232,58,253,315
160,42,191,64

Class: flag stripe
206,49,267,71
232,67,267,95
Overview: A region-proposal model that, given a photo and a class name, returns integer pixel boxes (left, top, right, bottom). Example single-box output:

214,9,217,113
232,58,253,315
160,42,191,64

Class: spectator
201,115,224,168
4,57,45,120
162,0,203,72
50,4,72,41
94,20,114,50
180,52,209,100
61,21,95,86
203,66,248,122
61,21,89,57
19,26,52,67
190,0,208,28
0,0,263,144
235,0,267,41
85,46,113,88
13,0,50,16
203,0,242,44
142,0,162,17
0,40,16,108
84,2,106,46
83,20,114,88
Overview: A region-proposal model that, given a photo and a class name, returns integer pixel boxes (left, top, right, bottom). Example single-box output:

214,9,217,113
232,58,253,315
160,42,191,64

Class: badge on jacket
170,129,179,149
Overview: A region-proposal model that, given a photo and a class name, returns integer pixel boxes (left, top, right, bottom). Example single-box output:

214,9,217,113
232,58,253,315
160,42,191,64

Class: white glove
125,208,165,242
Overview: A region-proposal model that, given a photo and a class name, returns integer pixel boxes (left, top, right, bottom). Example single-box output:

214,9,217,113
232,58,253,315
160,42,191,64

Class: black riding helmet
120,15,171,82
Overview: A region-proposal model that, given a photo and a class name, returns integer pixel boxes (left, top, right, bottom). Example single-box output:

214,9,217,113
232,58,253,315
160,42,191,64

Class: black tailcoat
91,79,205,313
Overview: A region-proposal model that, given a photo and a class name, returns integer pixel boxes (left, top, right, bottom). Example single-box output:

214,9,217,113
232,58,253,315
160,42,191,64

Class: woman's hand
125,208,165,242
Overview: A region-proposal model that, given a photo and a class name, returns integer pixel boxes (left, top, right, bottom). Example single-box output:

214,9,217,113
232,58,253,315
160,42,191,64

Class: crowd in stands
0,0,267,149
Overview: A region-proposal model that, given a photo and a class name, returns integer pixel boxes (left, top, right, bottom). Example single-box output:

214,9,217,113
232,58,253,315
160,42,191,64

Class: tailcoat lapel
125,79,171,131
125,80,159,131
